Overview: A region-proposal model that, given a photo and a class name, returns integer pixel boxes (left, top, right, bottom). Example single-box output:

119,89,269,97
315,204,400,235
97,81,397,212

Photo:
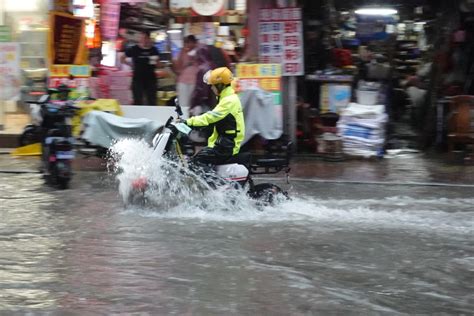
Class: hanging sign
49,12,87,65
356,15,395,42
101,1,120,40
191,0,225,16
259,7,304,76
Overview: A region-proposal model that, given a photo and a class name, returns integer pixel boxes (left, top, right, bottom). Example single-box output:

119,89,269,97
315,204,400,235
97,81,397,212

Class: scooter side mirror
174,98,183,117
165,116,173,128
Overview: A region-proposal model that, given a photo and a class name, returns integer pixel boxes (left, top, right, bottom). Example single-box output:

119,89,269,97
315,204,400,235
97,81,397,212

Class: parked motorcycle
20,84,73,147
127,101,292,206
25,90,80,189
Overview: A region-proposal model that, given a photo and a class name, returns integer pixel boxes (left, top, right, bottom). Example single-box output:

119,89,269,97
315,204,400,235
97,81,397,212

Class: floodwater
0,145,473,314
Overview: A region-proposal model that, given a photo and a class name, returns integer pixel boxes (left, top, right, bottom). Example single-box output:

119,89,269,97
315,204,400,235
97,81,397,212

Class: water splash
108,140,473,235
108,139,268,212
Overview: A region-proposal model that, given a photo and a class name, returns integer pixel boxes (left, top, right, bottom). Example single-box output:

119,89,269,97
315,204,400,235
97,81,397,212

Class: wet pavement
1,150,473,184
0,153,473,314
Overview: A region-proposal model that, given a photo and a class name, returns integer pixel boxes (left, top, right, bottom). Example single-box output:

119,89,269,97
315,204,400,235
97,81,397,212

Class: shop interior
297,0,474,158
95,1,247,107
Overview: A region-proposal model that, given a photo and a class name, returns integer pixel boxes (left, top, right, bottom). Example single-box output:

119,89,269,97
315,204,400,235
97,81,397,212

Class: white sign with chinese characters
0,43,21,101
259,7,304,76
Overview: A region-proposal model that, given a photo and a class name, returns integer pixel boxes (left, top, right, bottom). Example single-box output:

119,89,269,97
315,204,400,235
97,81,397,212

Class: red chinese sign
259,7,304,76
101,1,120,40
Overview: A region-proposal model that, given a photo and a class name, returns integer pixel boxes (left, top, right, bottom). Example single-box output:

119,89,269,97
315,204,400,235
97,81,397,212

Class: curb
0,169,40,174
256,177,474,188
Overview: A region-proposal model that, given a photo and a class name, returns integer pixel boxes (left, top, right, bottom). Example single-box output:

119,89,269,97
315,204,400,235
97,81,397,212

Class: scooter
127,101,291,206
20,84,75,147
27,91,80,189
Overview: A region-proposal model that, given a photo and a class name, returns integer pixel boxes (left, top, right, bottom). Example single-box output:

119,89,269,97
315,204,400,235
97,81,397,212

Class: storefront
242,0,474,158
0,0,49,132
295,0,443,157
94,0,248,106
0,0,98,134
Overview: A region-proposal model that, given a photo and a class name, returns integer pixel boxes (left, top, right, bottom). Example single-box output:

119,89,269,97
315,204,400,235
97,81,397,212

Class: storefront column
281,76,297,152
288,76,297,151
284,0,298,151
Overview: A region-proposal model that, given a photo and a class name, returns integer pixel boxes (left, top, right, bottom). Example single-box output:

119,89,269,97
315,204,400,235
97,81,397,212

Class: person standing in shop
121,30,161,105
173,35,199,109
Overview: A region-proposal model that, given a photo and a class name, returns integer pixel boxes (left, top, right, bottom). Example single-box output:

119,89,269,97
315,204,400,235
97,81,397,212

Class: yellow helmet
203,67,233,85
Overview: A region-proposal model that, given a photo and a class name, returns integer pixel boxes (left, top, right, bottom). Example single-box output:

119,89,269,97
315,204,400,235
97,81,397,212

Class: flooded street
1,166,473,314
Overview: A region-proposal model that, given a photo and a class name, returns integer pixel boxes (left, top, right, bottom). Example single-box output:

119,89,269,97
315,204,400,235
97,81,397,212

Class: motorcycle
20,84,76,147
126,101,292,207
26,91,80,189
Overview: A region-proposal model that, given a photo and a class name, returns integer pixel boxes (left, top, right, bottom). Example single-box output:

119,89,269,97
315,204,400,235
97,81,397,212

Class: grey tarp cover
81,111,162,148
82,88,283,148
240,88,283,144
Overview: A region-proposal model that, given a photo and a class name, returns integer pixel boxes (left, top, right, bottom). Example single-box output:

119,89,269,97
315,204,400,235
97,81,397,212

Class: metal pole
288,76,297,152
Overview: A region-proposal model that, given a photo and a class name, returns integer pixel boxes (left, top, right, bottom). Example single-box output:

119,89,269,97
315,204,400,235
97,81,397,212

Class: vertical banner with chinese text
259,7,304,76
0,43,21,101
101,1,120,40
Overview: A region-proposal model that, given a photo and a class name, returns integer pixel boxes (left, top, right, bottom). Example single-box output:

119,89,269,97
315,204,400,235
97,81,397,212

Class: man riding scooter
184,67,245,167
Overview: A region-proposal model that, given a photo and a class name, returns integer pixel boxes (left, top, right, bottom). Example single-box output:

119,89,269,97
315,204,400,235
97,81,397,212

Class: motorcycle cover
239,88,283,144
81,111,161,148
72,99,124,136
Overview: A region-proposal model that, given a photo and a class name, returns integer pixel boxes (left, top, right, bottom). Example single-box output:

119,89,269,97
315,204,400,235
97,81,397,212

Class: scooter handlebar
165,116,174,128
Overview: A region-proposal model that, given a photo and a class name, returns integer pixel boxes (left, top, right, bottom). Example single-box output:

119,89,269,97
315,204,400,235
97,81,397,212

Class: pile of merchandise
337,102,387,158
90,67,133,105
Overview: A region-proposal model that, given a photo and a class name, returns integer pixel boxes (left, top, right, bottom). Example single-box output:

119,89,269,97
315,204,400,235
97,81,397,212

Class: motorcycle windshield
174,123,192,135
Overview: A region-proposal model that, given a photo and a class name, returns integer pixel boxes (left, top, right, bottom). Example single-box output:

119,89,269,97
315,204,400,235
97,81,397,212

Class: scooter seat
216,152,251,166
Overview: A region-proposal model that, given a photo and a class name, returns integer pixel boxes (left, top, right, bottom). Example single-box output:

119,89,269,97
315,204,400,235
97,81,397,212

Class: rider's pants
191,146,232,167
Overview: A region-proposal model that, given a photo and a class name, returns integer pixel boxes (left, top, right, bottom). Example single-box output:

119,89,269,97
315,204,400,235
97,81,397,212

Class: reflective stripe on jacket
186,86,245,156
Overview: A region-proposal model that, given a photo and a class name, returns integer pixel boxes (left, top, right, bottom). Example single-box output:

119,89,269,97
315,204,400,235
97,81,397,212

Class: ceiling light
355,8,398,16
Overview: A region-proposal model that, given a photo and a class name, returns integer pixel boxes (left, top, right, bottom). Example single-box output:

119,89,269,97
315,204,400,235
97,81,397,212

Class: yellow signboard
236,63,282,105
50,64,91,78
236,63,281,78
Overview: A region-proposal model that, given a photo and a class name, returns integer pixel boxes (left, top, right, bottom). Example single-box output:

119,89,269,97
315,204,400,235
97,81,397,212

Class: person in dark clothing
121,30,160,105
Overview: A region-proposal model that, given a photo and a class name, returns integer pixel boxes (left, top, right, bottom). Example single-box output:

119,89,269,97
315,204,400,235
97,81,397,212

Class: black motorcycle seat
216,152,251,166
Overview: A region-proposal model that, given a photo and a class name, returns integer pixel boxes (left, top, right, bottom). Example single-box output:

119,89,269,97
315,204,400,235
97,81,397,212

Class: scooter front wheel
248,183,288,206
